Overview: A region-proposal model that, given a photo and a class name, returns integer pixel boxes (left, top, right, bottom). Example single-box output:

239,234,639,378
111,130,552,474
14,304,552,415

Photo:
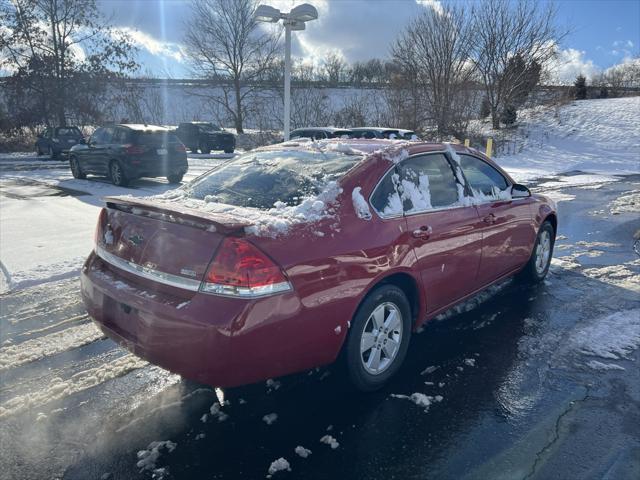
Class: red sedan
81,139,557,391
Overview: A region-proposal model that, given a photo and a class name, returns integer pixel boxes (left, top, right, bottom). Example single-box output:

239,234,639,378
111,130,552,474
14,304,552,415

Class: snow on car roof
118,124,172,131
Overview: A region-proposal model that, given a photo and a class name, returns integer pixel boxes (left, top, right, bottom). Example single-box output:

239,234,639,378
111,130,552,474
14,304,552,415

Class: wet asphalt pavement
1,169,639,480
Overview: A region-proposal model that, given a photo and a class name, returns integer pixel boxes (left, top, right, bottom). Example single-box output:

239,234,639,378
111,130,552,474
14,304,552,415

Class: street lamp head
255,4,281,22
289,3,318,22
289,20,306,31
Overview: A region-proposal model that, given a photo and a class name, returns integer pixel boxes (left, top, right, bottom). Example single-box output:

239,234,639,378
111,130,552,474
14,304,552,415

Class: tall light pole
255,3,318,141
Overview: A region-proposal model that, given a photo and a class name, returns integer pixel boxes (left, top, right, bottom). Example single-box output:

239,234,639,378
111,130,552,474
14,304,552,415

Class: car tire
167,174,183,184
518,221,555,283
344,284,412,392
224,148,234,154
109,160,128,187
69,156,86,179
48,146,58,160
36,145,43,156
199,142,210,154
191,146,199,154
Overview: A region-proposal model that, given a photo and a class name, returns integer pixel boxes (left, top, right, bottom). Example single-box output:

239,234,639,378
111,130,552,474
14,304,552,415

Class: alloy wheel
111,162,122,185
535,230,552,274
360,302,403,375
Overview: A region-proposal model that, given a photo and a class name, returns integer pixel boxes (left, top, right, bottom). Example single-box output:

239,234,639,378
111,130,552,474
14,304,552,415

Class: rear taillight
124,144,145,154
201,237,291,297
94,208,107,245
174,143,186,152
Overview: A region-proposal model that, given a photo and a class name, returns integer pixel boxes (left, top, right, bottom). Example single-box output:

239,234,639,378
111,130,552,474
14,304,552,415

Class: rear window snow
181,149,362,210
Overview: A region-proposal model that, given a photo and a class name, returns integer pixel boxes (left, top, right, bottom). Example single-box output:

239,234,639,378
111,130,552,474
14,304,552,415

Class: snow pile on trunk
156,180,343,238
351,187,372,220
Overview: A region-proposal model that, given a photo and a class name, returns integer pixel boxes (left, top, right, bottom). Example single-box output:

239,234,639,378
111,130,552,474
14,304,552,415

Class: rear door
458,154,536,284
373,153,483,313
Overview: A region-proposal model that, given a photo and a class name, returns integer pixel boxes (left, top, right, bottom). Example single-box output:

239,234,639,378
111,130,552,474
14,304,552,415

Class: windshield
132,131,180,145
183,149,362,210
56,127,81,136
198,124,221,133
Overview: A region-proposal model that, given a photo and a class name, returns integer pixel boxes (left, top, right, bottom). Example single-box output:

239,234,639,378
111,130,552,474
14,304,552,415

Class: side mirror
511,183,531,198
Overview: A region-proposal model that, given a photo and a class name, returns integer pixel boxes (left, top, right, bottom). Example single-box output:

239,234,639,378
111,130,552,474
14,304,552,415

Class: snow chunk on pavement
351,187,372,220
572,309,640,361
263,413,278,425
391,392,443,412
294,446,312,458
136,441,176,476
320,435,340,449
209,402,229,422
267,457,291,477
464,358,476,367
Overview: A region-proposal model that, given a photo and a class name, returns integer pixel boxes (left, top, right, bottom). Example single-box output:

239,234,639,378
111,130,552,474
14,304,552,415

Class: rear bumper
80,251,336,387
205,136,235,150
124,158,188,179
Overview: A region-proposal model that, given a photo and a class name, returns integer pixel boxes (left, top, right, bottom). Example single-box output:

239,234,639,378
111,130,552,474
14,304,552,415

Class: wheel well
543,213,557,238
378,272,420,325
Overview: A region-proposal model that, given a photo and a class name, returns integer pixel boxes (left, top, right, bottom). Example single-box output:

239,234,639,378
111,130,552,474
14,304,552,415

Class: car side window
459,154,510,199
90,128,104,144
371,153,461,217
398,154,459,212
111,128,128,144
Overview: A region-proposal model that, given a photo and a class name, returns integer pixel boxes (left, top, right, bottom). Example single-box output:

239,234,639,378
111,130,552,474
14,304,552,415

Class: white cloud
116,27,185,63
416,0,445,16
547,47,600,84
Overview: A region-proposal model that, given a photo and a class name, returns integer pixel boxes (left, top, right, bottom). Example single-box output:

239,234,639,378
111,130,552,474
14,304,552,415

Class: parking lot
1,153,638,480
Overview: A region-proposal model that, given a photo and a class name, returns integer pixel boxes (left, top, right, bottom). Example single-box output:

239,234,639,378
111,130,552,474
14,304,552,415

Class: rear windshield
56,127,81,136
198,124,221,132
132,131,180,145
183,149,363,210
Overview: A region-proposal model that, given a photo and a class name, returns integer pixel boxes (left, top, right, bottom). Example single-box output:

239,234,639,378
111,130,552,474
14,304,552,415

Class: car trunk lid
97,196,251,289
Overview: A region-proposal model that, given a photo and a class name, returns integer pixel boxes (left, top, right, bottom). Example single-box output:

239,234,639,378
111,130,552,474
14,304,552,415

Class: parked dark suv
289,127,352,140
68,124,188,186
175,122,235,154
36,126,85,158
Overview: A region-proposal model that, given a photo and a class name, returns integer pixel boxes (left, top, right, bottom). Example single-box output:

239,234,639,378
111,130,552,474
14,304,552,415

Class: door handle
483,214,496,224
412,225,432,239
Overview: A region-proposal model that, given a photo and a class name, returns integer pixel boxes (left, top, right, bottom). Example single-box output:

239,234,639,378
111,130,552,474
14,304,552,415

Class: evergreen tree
574,75,588,100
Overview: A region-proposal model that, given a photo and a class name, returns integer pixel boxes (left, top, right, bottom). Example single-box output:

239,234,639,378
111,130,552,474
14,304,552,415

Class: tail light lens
175,143,186,152
94,208,108,245
201,237,291,297
124,144,145,154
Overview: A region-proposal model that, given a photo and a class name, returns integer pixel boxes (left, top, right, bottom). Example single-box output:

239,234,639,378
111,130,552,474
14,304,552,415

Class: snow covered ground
489,96,640,182
0,153,234,293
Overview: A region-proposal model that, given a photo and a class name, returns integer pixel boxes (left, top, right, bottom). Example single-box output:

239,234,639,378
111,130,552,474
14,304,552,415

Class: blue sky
98,0,640,81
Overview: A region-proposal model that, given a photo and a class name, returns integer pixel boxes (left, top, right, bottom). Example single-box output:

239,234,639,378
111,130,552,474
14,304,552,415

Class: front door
458,154,536,285
397,153,483,313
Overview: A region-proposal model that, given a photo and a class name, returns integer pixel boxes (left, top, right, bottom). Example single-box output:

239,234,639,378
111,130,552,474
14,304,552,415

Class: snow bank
491,97,640,182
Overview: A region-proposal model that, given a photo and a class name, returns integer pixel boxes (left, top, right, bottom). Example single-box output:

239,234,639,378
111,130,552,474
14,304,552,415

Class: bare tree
183,0,280,133
471,0,564,129
393,3,476,137
0,0,137,128
321,52,347,85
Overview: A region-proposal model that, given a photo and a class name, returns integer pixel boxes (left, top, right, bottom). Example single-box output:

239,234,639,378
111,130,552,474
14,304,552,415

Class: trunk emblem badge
128,234,144,246
180,268,197,277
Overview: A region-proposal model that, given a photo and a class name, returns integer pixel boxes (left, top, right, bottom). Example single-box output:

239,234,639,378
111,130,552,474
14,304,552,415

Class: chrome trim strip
95,245,201,291
200,281,292,298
